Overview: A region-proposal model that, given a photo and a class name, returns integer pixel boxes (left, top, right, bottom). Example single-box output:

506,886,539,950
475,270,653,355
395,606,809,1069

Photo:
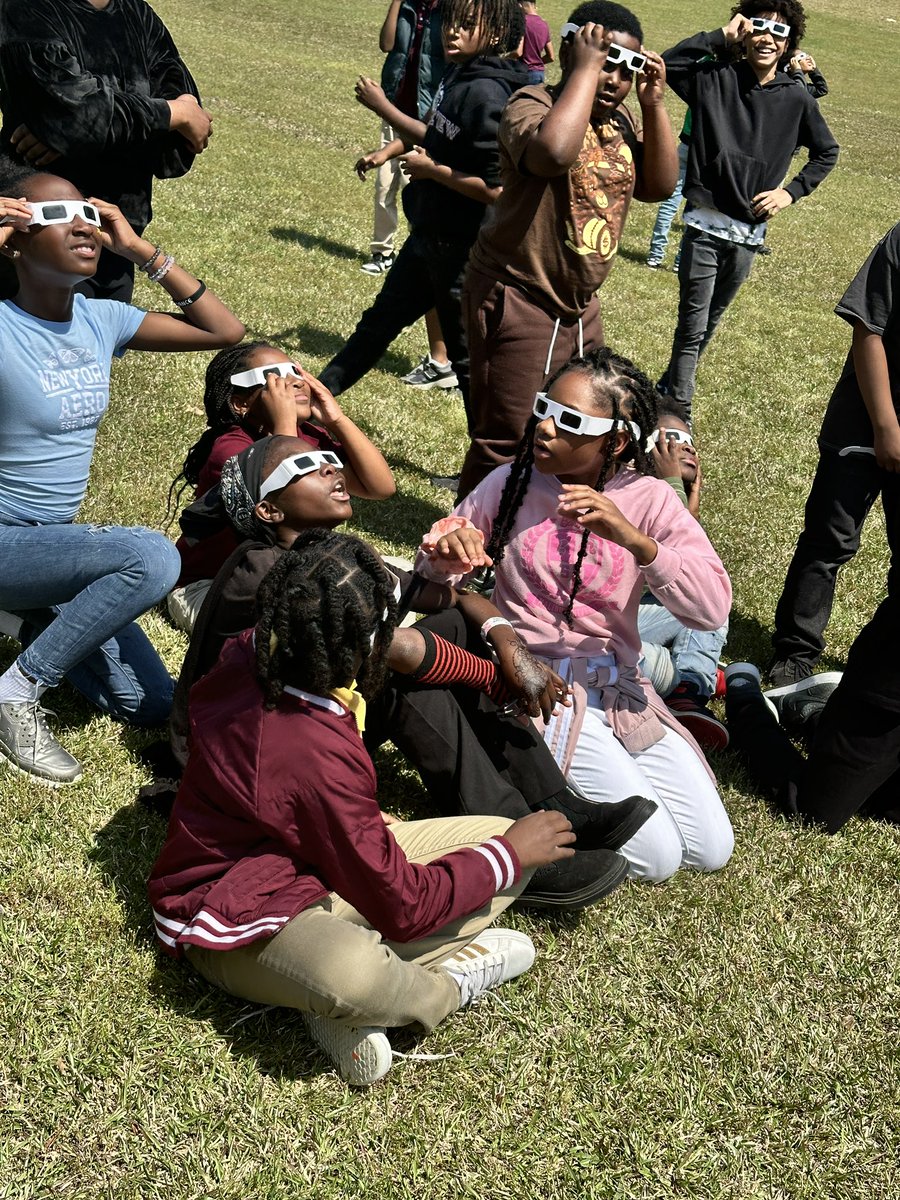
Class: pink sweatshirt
417,465,731,665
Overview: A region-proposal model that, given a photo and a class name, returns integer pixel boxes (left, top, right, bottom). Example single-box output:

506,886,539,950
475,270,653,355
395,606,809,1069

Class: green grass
3,1,900,1196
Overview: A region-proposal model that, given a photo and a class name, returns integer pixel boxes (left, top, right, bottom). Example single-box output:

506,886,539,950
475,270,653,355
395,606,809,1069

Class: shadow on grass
725,605,846,676
350,492,450,551
270,226,360,262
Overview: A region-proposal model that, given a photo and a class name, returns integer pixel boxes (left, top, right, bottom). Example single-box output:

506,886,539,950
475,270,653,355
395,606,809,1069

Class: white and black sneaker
440,929,535,1008
764,671,843,734
360,252,395,276
0,700,82,785
401,355,458,390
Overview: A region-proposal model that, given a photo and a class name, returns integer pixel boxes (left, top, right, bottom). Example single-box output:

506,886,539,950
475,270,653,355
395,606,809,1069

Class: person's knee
633,835,684,883
117,528,181,601
691,819,735,873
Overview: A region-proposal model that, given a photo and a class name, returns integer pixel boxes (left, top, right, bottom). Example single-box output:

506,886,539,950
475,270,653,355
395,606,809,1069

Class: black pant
364,609,567,820
730,593,900,833
75,231,142,303
772,447,900,669
319,226,472,411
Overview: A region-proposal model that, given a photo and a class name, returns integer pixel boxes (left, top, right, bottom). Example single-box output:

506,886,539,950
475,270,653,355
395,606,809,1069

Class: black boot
519,848,628,911
534,789,656,852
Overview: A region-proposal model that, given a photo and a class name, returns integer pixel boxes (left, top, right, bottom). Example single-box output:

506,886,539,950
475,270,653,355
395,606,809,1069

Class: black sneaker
536,789,656,852
766,657,813,690
764,672,843,734
519,848,628,910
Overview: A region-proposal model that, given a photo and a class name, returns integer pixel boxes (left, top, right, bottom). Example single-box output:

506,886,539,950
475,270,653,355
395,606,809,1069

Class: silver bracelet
149,254,175,283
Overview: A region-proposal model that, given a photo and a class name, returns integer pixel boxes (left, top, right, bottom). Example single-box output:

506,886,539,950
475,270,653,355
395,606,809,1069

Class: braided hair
485,347,658,626
0,155,37,299
254,529,397,709
166,340,272,519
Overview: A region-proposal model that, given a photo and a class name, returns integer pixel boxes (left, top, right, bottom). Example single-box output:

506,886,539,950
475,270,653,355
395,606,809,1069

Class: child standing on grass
318,0,527,412
769,222,900,691
656,1,838,419
0,161,243,786
149,531,578,1087
455,1,678,498
168,341,394,632
418,349,734,882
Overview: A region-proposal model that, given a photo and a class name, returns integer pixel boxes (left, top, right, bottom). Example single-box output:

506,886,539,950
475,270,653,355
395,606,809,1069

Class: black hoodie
403,54,528,244
663,29,838,226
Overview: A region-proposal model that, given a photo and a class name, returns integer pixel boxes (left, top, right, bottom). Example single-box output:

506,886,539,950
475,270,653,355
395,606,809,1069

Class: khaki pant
186,815,530,1032
371,121,405,257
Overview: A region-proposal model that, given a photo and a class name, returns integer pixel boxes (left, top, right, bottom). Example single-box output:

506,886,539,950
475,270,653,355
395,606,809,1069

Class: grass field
3,1,900,1197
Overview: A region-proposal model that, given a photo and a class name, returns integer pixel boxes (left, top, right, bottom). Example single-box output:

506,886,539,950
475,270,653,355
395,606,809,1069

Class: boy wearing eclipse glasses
656,1,838,420
456,0,678,500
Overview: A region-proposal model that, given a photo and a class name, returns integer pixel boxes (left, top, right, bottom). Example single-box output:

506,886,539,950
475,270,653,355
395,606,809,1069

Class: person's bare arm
522,23,610,177
379,0,403,52
631,51,678,202
399,146,501,205
854,322,900,471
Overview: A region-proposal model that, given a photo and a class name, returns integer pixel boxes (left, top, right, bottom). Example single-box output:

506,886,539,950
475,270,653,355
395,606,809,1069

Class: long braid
484,415,539,566
255,529,397,709
165,340,272,523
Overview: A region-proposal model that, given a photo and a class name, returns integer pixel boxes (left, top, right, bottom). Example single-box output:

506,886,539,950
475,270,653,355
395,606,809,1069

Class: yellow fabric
329,681,366,734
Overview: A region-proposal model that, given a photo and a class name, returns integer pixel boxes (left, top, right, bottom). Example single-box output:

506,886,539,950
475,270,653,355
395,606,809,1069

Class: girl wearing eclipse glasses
0,158,244,785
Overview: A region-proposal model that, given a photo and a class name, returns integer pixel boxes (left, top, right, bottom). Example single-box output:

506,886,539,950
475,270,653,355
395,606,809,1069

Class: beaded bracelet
148,254,175,283
139,244,163,274
174,281,207,309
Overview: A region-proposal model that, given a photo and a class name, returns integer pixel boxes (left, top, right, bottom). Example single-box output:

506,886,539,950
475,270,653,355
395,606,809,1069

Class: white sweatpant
567,700,734,883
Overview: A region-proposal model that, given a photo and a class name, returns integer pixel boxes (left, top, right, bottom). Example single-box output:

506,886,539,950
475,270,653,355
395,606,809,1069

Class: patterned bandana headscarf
219,438,273,540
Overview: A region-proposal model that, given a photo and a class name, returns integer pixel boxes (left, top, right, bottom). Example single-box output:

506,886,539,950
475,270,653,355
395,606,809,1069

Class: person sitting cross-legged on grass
417,349,735,883
167,341,394,633
0,159,244,787
637,397,729,751
168,436,652,910
149,531,580,1087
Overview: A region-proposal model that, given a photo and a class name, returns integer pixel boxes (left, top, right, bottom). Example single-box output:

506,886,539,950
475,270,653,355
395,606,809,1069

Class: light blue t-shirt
0,295,145,523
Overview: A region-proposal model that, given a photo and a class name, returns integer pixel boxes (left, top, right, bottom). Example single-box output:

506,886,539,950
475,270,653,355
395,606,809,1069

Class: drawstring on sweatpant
542,316,585,378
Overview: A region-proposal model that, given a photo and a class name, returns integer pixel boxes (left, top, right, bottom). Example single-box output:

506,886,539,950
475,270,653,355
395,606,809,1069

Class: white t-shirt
0,295,145,523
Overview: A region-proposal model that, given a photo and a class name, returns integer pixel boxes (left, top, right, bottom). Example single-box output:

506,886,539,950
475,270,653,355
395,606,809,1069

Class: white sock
0,609,24,640
0,661,45,705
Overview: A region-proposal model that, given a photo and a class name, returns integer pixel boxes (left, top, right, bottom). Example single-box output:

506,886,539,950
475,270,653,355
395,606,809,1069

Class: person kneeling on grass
637,396,729,751
0,158,244,786
167,436,653,910
149,532,578,1087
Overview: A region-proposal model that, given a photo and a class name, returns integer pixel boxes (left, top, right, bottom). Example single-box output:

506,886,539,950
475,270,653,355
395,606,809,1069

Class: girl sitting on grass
168,438,648,909
0,160,244,786
168,342,394,631
417,348,735,882
149,530,577,1086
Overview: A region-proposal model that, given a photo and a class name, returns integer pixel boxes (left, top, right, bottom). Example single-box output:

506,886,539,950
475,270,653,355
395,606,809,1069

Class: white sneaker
401,355,458,390
303,1012,392,1087
441,929,535,1008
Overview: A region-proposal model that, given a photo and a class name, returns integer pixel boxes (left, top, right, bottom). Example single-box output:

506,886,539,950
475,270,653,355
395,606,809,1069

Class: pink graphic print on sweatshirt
519,518,626,620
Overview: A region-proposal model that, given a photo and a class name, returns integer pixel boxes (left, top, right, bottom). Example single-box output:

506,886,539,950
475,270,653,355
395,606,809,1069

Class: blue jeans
638,596,728,700
648,141,688,263
526,69,545,84
658,226,757,420
0,521,180,725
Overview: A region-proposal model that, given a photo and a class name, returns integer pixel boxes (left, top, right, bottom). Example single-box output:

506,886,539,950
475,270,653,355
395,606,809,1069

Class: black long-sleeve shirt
0,0,200,227
663,29,838,225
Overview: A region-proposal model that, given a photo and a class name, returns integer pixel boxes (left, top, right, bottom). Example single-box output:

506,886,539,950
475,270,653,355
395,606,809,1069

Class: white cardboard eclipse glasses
259,450,344,499
533,392,640,441
0,200,101,228
559,25,647,72
230,362,301,389
750,16,790,38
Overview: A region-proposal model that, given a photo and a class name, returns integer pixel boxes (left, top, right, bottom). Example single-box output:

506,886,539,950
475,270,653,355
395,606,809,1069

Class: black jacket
663,29,838,225
403,54,528,244
0,0,199,228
